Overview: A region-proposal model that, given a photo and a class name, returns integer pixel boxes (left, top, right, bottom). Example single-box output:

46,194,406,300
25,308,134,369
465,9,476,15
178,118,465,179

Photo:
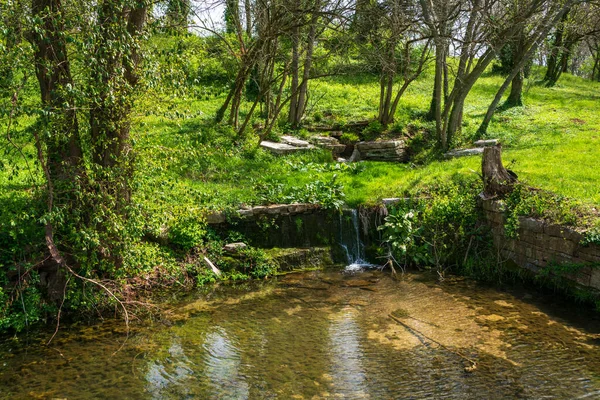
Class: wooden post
481,144,517,198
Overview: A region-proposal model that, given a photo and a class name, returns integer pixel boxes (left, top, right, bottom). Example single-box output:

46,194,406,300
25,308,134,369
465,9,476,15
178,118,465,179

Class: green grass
126,67,600,212
3,66,600,225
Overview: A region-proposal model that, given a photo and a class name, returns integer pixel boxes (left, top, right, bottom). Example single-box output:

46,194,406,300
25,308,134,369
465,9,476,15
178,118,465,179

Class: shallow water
2,270,600,399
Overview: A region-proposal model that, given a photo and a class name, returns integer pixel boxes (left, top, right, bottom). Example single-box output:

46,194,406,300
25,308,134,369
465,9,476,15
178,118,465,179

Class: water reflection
1,271,600,399
145,337,195,399
328,307,369,397
200,327,249,399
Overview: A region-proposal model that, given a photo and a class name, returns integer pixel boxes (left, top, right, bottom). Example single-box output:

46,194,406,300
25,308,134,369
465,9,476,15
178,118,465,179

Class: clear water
2,270,600,399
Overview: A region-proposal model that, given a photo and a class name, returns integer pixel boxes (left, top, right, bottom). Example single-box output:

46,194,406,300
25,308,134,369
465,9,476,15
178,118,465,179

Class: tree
367,0,431,126
543,3,600,86
421,0,571,150
476,0,576,136
166,0,191,32
25,0,149,292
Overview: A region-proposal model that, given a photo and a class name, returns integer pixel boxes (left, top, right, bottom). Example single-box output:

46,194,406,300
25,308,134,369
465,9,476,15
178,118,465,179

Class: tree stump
481,144,517,199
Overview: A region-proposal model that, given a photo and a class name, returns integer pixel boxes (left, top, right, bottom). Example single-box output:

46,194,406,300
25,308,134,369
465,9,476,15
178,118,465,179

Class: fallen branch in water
388,313,478,372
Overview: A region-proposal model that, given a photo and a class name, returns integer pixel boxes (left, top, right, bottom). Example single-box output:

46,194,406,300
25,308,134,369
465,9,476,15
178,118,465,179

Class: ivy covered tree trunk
30,0,83,183
89,2,147,195
166,0,190,32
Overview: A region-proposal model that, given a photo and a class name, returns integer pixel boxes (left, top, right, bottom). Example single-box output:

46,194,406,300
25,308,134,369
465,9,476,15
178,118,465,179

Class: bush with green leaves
503,184,580,238
381,178,491,275
339,133,359,144
254,175,345,209
168,215,207,251
361,121,383,141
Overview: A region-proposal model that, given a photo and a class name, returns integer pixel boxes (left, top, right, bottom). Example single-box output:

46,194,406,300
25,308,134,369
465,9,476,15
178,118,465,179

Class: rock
474,139,499,147
356,140,403,150
224,242,247,253
238,209,254,218
205,212,226,224
280,135,311,147
203,256,222,276
443,147,484,159
329,131,343,138
322,144,346,156
260,141,315,155
354,140,407,162
310,136,340,146
382,198,404,206
348,147,361,162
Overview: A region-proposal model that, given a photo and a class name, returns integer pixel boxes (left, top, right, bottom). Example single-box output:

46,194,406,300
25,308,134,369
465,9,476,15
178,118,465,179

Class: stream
1,269,600,399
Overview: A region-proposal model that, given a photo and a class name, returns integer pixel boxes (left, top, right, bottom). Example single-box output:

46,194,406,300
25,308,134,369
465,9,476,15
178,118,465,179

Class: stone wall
353,140,408,162
205,204,342,256
481,199,600,291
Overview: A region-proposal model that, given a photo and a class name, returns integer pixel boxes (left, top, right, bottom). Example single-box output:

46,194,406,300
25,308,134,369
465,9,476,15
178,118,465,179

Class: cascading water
338,209,375,271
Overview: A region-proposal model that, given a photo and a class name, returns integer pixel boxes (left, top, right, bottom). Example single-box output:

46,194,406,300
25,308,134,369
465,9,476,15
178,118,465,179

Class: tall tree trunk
476,6,570,137
245,0,252,36
225,0,240,34
294,14,318,127
30,0,83,182
288,24,300,125
544,9,569,86
505,69,524,107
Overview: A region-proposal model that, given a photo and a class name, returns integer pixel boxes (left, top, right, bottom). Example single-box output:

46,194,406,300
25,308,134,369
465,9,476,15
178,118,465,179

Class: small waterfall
338,209,374,271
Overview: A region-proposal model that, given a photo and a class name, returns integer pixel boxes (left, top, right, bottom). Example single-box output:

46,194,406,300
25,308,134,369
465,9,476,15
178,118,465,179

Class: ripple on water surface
1,270,600,399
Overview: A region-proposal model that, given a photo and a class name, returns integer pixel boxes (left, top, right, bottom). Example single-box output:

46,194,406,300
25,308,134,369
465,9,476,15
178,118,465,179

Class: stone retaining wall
481,199,600,291
354,140,407,162
205,204,341,253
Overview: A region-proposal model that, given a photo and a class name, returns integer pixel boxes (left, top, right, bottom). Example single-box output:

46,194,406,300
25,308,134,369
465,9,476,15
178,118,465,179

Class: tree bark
288,24,300,125
544,9,569,86
481,145,517,199
30,0,83,182
505,69,524,107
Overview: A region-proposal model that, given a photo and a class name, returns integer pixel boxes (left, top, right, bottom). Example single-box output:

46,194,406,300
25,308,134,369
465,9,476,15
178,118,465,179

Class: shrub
339,133,359,144
168,215,207,250
361,120,383,141
380,178,490,276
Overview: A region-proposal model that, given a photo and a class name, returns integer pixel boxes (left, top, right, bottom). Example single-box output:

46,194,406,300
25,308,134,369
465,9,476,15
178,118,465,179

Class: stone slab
260,141,315,155
544,224,583,242
356,140,404,151
311,136,340,146
281,135,311,147
443,147,484,159
518,217,545,234
474,139,499,148
206,212,226,224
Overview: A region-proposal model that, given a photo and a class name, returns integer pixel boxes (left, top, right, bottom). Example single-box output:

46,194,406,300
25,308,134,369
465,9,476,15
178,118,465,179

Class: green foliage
254,176,345,209
361,121,383,141
146,34,233,96
503,184,580,238
339,133,359,144
381,178,492,276
379,209,431,266
168,215,207,251
237,247,278,279
582,228,600,247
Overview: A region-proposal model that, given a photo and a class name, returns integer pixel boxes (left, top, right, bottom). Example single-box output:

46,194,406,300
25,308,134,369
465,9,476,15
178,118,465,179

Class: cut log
481,144,517,199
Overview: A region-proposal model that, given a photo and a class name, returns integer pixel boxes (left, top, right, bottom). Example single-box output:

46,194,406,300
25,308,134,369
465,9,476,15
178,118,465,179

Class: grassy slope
3,68,600,219
303,69,600,206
